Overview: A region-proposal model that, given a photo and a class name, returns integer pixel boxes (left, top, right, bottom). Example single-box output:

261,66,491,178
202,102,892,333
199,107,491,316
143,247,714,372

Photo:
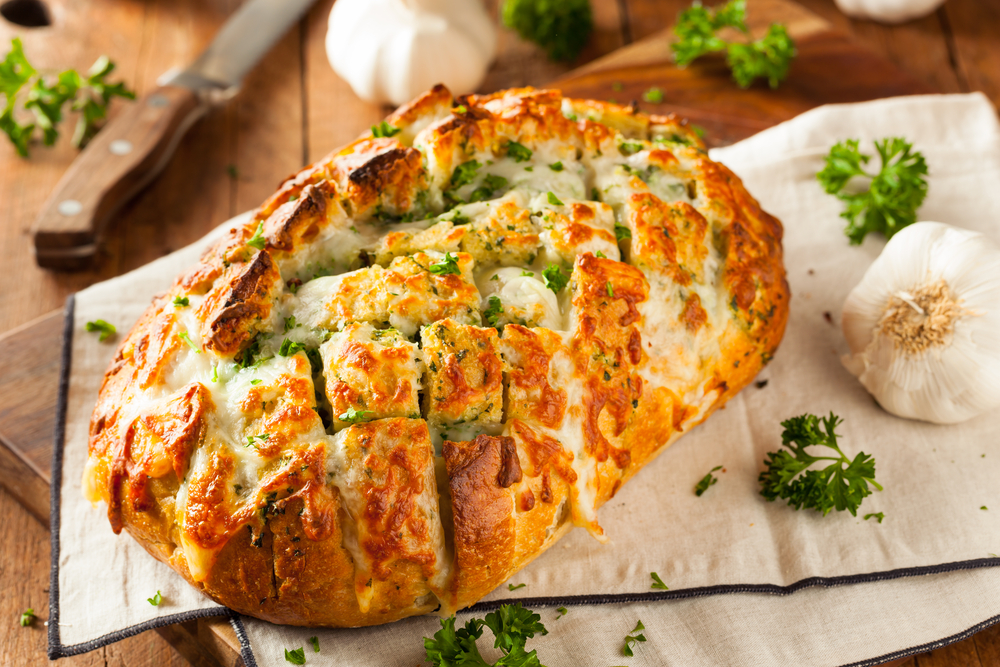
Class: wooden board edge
155,620,229,667
198,617,245,667
0,434,50,524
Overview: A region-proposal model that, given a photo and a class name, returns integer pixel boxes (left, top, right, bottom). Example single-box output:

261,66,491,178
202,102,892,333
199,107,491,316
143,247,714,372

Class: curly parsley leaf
759,412,882,517
614,223,631,241
671,0,795,89
429,252,462,276
865,512,885,523
501,0,593,62
816,137,929,244
20,608,35,627
426,603,547,667
0,38,134,156
695,465,723,497
371,120,400,138
308,635,320,652
147,590,162,606
650,572,669,590
541,264,569,293
622,620,647,657
172,296,189,307
546,191,563,206
284,647,306,664
85,319,116,342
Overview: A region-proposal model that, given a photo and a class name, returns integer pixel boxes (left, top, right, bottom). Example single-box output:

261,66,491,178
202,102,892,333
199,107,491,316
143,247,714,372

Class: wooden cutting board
0,1,930,665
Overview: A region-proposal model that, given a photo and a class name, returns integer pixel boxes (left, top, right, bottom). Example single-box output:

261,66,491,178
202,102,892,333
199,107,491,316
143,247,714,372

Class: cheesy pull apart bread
84,86,789,627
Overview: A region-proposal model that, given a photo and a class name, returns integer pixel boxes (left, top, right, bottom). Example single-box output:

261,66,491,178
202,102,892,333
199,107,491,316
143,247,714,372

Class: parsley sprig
672,0,795,89
425,603,547,667
759,413,882,516
816,137,929,244
0,38,135,156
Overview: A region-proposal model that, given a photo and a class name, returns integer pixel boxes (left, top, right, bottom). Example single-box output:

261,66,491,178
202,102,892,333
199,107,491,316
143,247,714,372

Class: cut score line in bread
82,85,789,628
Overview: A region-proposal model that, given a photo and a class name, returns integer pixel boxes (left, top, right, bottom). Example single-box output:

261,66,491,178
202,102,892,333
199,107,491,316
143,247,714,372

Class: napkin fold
50,93,1000,666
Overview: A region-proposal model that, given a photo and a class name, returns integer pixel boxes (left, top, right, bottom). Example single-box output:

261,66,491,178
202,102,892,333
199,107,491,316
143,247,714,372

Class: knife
31,0,317,271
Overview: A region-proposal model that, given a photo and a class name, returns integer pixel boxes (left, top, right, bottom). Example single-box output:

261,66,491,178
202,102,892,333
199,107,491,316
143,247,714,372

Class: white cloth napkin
52,93,1000,666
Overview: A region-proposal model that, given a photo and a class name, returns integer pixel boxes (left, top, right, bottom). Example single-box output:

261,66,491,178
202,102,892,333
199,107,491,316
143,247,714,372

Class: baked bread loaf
84,86,789,627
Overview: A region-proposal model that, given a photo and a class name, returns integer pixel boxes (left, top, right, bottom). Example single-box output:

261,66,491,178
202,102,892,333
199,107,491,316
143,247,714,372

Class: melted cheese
478,267,562,330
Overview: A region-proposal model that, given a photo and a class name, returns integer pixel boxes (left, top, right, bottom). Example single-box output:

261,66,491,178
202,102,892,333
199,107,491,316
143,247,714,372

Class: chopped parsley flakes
506,140,533,162
541,264,569,293
178,331,201,353
371,120,400,138
85,319,116,342
429,252,462,276
246,221,266,250
339,407,374,424
484,296,504,327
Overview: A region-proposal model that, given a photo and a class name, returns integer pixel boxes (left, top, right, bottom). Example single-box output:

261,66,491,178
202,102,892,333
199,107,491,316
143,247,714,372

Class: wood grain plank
941,0,1000,106
232,17,305,214
916,634,984,667
974,622,1000,667
303,0,384,163
0,485,194,667
796,0,963,94
479,0,626,93
0,0,146,334
114,0,238,267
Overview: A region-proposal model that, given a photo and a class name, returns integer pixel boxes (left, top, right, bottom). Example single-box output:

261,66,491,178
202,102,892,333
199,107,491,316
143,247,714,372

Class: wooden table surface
2,0,999,664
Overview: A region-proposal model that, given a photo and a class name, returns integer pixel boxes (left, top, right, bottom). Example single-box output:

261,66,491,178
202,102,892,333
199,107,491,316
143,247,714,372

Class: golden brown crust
85,85,789,629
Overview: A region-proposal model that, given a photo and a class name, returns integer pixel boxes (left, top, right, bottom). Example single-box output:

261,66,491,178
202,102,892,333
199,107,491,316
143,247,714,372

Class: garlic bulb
833,0,946,24
841,222,1000,424
325,0,496,106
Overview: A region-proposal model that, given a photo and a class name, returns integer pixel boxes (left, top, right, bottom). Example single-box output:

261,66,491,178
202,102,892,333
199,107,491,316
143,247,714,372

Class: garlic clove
833,0,946,24
326,0,496,106
841,221,1000,424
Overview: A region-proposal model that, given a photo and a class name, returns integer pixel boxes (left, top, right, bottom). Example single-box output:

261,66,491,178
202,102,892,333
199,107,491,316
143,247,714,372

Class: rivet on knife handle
31,85,208,271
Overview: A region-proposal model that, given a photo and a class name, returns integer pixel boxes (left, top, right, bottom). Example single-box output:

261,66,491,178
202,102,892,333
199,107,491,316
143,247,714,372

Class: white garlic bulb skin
326,0,496,106
833,0,946,24
842,222,1000,424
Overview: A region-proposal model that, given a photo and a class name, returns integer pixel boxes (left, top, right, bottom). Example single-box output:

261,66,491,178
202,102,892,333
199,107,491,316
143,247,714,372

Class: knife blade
31,0,318,271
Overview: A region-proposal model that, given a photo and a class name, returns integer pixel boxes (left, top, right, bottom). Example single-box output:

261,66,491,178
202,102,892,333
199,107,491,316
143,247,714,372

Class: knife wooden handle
32,85,208,271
